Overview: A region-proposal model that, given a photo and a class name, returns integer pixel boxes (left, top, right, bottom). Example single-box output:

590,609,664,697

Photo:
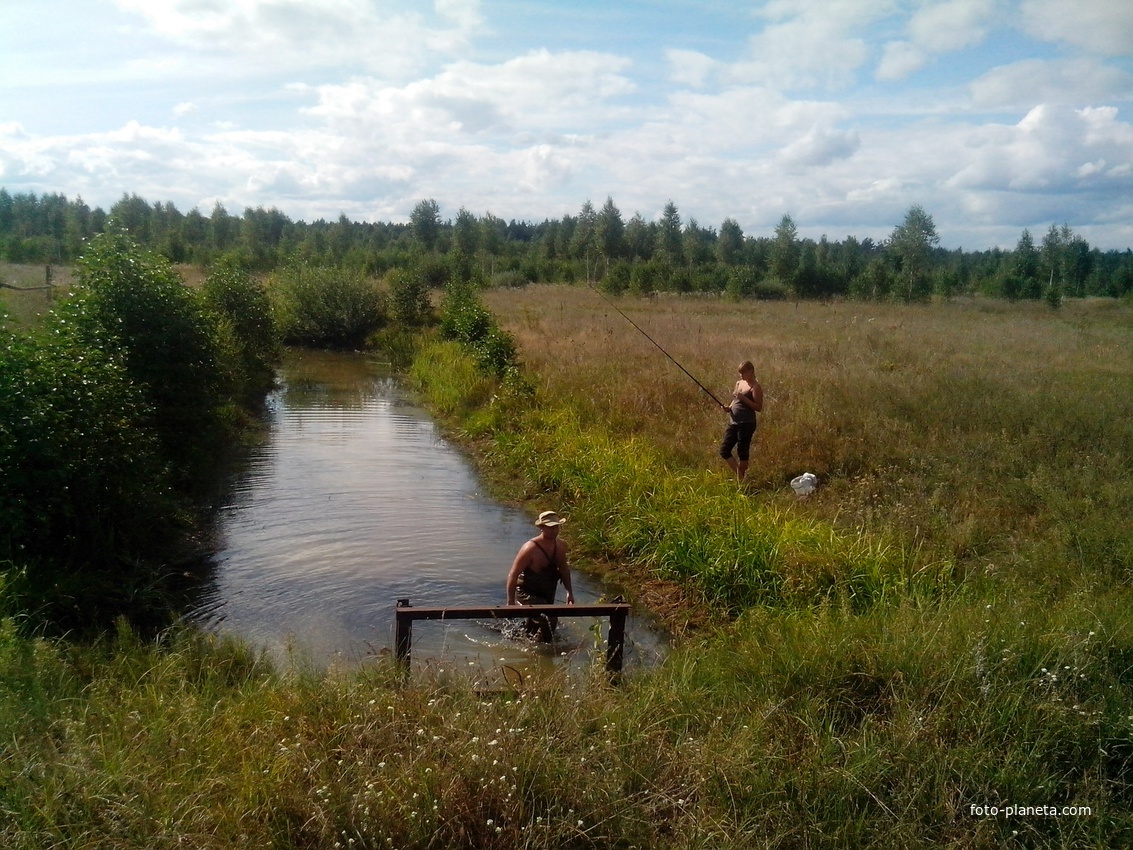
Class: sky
1,0,1131,250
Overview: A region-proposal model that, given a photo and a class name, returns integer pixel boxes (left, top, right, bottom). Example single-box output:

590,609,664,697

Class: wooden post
606,604,627,675
394,598,412,674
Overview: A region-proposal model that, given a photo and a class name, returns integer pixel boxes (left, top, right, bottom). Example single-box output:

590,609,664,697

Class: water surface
194,350,665,680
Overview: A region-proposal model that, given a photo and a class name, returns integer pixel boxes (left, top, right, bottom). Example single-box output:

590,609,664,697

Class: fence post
606,597,627,675
394,598,412,674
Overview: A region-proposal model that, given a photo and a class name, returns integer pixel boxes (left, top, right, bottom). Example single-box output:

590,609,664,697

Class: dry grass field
0,262,74,327
0,263,208,330
484,285,1133,590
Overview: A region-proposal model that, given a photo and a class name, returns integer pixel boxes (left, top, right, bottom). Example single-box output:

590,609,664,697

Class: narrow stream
192,349,666,681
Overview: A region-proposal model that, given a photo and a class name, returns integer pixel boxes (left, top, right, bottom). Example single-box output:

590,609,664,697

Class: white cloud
727,0,887,90
877,0,998,81
666,49,717,88
1019,0,1133,56
908,0,997,53
944,104,1133,195
779,125,861,167
876,41,927,81
111,0,485,76
969,58,1133,110
304,50,635,139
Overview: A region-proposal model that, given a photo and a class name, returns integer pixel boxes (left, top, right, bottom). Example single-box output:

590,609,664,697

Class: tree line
2,187,1131,302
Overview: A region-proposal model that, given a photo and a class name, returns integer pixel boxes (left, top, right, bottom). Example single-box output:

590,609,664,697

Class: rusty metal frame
394,598,630,676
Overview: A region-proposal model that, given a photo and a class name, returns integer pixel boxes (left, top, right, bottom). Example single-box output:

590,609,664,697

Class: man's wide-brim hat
535,510,566,527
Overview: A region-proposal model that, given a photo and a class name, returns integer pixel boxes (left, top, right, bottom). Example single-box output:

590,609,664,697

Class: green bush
1,236,281,631
386,268,431,326
749,276,790,300
630,259,664,295
725,266,761,299
416,253,452,289
0,323,177,623
439,281,519,376
600,260,631,295
439,280,491,341
63,232,227,478
489,269,529,288
270,264,385,349
201,260,280,396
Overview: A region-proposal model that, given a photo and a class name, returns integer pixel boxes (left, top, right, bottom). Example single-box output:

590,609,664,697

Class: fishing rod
587,283,729,411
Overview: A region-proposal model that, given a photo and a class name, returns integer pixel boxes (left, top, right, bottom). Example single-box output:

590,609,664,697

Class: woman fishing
720,360,763,481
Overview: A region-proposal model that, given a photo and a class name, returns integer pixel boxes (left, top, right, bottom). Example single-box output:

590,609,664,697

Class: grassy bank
480,287,1133,596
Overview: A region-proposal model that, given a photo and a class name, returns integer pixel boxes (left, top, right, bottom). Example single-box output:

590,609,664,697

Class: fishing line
587,283,728,410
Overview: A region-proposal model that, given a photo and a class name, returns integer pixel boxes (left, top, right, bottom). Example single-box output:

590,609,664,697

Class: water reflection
193,349,666,681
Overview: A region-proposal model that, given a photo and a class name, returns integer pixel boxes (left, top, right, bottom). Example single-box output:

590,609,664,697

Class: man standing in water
506,510,575,641
720,359,763,482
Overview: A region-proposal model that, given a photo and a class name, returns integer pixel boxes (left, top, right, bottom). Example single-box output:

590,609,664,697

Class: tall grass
482,287,1133,592
459,397,924,617
1,589,1130,848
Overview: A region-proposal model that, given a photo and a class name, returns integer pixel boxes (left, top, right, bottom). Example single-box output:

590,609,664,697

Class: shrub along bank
0,233,280,632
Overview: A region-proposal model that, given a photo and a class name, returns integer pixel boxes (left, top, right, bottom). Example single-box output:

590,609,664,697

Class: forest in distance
1,186,1131,303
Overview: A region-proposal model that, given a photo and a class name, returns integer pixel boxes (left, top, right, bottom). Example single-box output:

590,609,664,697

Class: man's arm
505,543,529,605
558,542,575,604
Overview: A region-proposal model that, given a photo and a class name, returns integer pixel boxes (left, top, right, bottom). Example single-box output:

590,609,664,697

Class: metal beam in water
394,598,631,677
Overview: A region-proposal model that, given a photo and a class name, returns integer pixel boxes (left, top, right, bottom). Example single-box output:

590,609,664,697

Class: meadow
0,262,74,327
2,272,1132,848
480,286,1133,611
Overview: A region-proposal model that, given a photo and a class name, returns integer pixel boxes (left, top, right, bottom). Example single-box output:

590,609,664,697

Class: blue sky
1,0,1131,249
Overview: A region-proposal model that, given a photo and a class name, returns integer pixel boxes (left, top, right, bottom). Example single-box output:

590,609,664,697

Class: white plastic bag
790,472,818,497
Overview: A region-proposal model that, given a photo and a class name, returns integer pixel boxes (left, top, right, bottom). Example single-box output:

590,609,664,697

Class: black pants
720,421,756,461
